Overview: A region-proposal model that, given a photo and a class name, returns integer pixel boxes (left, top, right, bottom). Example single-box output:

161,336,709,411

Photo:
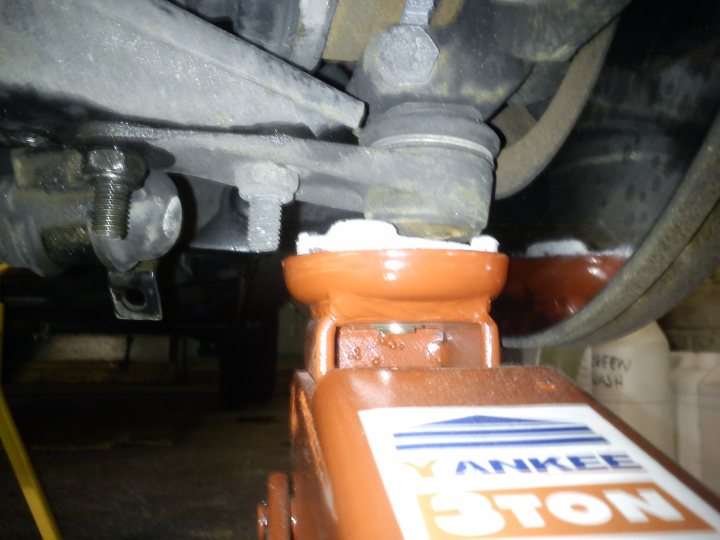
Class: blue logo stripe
393,426,594,438
395,436,609,450
424,415,548,426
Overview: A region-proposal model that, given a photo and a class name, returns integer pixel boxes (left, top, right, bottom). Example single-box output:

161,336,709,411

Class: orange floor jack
258,221,720,540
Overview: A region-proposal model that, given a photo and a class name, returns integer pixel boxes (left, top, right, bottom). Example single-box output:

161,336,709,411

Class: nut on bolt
85,148,146,240
236,162,299,252
370,25,439,86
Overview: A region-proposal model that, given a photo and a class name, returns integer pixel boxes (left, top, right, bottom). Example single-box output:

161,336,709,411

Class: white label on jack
359,404,720,539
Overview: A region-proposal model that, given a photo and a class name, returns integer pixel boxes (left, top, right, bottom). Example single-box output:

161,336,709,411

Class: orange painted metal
266,246,718,539
258,472,291,540
288,372,336,540
289,367,720,539
283,249,509,380
336,324,488,369
496,255,626,334
276,248,511,539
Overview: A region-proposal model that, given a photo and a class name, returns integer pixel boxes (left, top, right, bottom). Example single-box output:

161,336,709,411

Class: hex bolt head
236,163,299,252
84,148,146,240
371,25,439,86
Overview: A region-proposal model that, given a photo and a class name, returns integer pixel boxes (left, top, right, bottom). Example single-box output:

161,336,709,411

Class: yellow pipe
0,266,62,539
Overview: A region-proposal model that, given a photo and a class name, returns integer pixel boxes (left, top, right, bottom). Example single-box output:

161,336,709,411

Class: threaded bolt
235,163,299,253
91,179,133,239
247,196,283,252
84,149,146,240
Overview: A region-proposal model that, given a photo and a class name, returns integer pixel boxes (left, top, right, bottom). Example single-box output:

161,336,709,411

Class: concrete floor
0,386,290,540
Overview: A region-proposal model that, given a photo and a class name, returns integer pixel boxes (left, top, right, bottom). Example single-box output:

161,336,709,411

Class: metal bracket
108,261,163,321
